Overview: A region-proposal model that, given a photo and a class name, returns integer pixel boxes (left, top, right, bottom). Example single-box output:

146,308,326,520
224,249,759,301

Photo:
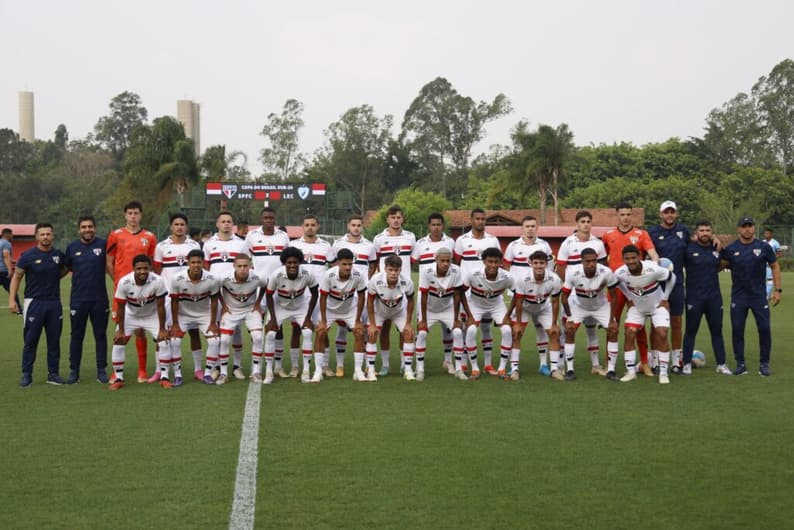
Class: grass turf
1,273,792,529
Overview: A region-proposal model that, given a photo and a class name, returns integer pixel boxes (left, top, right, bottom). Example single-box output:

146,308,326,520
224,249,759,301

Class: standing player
682,221,731,375
372,205,416,374
720,217,781,376
412,213,456,372
455,208,501,373
9,223,68,387
614,245,675,384
560,248,620,380
217,255,265,384
203,211,249,380
648,201,690,372
508,251,562,379
153,213,202,381
332,214,377,373
416,247,469,382
64,215,109,384
169,249,221,386
366,255,416,381
106,200,157,383
264,247,318,383
762,228,783,300
109,255,170,390
290,214,336,376
503,215,555,376
602,202,658,377
314,248,367,382
463,247,515,380
1,227,22,313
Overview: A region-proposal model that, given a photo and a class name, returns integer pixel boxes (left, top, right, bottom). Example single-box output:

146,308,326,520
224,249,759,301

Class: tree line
1,59,792,243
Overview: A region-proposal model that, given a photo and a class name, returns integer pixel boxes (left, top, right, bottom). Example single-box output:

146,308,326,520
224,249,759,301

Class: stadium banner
205,182,327,201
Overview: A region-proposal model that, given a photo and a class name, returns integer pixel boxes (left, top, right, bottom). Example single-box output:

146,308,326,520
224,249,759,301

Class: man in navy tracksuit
682,220,730,375
719,216,782,376
8,223,68,387
65,215,110,384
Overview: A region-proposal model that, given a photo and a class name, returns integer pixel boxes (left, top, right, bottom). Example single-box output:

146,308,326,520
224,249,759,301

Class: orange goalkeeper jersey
602,227,655,271
107,227,157,283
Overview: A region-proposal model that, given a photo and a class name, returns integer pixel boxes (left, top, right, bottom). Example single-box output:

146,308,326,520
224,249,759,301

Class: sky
1,0,792,174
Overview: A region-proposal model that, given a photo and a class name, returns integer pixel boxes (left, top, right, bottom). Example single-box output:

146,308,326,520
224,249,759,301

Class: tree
365,188,452,239
527,123,575,224
0,128,36,172
259,99,307,180
753,58,794,175
54,124,69,151
201,144,249,181
318,105,393,214
702,92,772,168
401,77,512,199
94,91,148,162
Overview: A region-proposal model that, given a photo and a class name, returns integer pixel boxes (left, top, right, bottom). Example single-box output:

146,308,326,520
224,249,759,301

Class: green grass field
1,274,793,529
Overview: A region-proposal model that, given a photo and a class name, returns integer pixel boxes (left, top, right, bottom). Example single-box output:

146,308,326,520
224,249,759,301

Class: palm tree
528,124,574,225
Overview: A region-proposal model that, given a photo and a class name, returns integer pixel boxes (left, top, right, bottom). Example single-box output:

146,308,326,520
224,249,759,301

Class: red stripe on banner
207,182,222,191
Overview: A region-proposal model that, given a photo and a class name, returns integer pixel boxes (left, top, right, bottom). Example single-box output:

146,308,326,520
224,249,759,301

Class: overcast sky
1,0,792,174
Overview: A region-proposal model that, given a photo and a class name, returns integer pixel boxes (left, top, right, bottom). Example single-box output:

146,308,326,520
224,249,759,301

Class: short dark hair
124,200,143,212
189,227,201,239
303,214,318,222
764,227,774,234
77,215,96,226
695,220,712,229
521,215,537,223
622,244,640,257
132,254,152,267
471,208,486,217
529,250,548,262
261,206,276,216
616,201,632,211
427,212,444,224
575,210,592,222
187,249,204,260
336,248,354,261
34,222,53,233
347,214,363,223
281,246,304,264
170,212,188,225
581,247,598,259
386,204,403,217
217,211,233,220
1,228,11,236
482,247,503,261
233,254,251,262
384,255,403,269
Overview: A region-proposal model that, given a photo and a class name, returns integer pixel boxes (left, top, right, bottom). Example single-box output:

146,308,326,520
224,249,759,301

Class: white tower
177,99,201,156
18,91,35,142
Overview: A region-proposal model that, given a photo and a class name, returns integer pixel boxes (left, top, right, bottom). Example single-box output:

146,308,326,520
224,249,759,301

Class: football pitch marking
229,381,263,530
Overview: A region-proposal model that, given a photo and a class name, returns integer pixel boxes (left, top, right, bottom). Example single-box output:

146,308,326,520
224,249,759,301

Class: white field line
229,382,263,530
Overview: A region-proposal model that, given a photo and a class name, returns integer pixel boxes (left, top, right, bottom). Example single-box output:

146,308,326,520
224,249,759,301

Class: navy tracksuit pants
21,299,63,375
730,297,771,365
683,295,727,365
69,300,109,373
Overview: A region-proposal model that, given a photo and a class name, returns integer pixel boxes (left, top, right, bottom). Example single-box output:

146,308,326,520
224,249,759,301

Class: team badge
221,252,229,261
70,309,77,316
266,244,274,255
712,251,719,259
297,186,310,200
676,231,684,239
753,249,761,256
222,184,238,199
93,248,102,256
304,252,314,263
177,255,186,266
141,238,149,246
630,236,638,244
53,256,60,264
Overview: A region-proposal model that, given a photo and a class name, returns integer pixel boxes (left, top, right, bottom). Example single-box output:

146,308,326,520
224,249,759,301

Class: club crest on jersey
630,236,638,244
52,256,60,264
304,252,314,263
93,248,102,256
676,231,684,239
297,186,310,200
177,255,186,266
221,252,230,261
222,184,238,199
753,249,762,256
266,244,274,255
712,251,719,259
141,238,150,246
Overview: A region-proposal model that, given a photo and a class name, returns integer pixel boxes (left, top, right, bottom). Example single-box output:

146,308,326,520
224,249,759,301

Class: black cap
737,216,755,227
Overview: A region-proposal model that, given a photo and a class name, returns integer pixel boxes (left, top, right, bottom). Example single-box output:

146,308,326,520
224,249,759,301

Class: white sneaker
288,367,299,378
311,371,322,383
211,368,220,381
620,370,637,382
454,369,468,381
509,370,520,381
276,368,289,378
322,366,335,378
659,373,670,384
301,371,311,383
443,359,455,375
682,363,692,375
353,369,366,381
215,373,228,386
251,373,263,384
416,370,425,382
263,371,274,385
716,364,732,375
403,369,416,381
233,367,246,380
365,367,378,382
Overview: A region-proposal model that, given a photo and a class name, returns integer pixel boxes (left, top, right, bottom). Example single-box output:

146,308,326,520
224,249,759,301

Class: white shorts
423,310,455,332
220,310,264,334
468,299,507,325
325,309,358,330
119,313,161,339
178,316,217,337
373,307,409,332
625,305,669,329
273,303,310,327
568,301,611,328
513,303,552,330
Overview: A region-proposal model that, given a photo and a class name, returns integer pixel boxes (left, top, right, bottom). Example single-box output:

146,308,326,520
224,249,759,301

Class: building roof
0,224,37,237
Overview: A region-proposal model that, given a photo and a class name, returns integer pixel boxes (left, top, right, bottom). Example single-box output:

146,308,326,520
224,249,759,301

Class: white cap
660,200,677,212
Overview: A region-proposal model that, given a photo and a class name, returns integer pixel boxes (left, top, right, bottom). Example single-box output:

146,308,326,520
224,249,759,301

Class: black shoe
759,363,771,377
564,370,576,381
96,369,109,384
46,373,65,385
66,371,80,384
732,364,748,376
606,370,618,382
20,373,32,388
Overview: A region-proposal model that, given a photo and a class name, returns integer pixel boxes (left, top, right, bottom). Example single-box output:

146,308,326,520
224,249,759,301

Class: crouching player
217,255,265,385
110,255,169,390
366,255,416,381
508,251,562,380
463,247,515,380
416,247,469,382
264,247,318,384
169,249,220,386
560,248,620,381
614,245,676,384
315,248,367,382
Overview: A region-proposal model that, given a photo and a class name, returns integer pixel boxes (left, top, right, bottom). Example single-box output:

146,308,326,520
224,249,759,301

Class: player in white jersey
560,248,619,381
508,251,562,381
463,247,515,380
366,255,416,381
153,213,203,382
217,255,266,384
614,245,676,384
331,214,377,369
412,213,457,371
416,247,469,382
169,249,220,386
315,249,367,382
203,211,250,380
264,247,319,384
109,255,169,390
372,204,416,371
502,215,556,376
